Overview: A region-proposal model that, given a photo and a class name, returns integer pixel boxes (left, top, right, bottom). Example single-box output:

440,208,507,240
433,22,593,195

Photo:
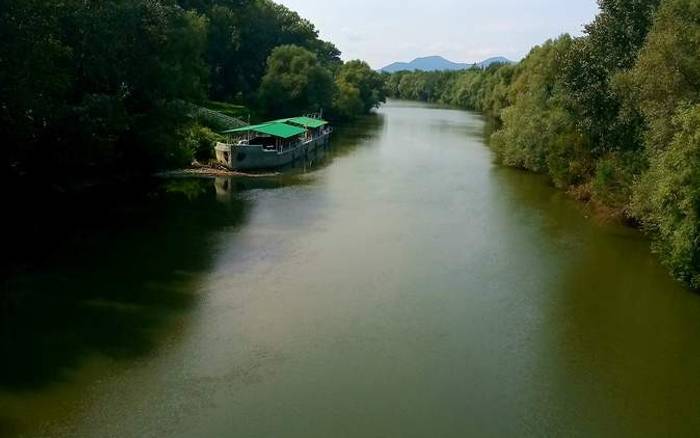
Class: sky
276,0,600,69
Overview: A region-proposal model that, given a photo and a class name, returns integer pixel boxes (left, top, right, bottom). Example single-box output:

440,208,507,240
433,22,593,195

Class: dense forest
386,0,700,288
0,0,386,180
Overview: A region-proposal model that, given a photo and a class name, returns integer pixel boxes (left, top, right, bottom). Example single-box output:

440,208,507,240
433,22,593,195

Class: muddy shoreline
155,165,280,179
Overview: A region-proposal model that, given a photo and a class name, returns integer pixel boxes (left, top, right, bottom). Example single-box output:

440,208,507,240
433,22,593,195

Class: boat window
251,136,276,147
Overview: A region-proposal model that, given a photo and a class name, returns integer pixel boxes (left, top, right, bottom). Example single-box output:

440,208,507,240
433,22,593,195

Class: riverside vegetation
0,0,386,181
385,0,700,289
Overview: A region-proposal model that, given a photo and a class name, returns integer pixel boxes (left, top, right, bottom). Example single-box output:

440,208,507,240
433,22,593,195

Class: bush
633,105,700,287
188,125,223,162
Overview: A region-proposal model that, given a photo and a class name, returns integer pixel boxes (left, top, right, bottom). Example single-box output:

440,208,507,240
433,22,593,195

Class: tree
192,0,340,101
203,3,244,101
629,0,700,287
628,0,700,154
490,36,590,185
0,0,72,170
334,61,386,116
333,80,364,120
633,105,700,288
258,45,335,117
558,0,661,210
59,0,209,170
0,0,210,176
562,0,661,155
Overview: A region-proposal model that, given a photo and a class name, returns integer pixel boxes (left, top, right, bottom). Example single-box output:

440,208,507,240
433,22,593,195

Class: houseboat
214,115,332,171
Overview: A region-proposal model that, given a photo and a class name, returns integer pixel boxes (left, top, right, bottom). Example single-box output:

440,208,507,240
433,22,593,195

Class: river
2,100,700,437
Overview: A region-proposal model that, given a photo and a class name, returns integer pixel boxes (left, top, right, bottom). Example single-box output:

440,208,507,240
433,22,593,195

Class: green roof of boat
222,122,307,139
282,116,328,129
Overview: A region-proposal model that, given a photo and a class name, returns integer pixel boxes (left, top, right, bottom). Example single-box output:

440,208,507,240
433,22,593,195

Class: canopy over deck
222,122,306,139
280,116,329,129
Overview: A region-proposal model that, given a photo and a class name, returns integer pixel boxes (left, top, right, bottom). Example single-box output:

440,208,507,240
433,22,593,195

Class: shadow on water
0,112,386,394
488,165,700,436
0,179,249,393
329,112,386,155
546,227,700,436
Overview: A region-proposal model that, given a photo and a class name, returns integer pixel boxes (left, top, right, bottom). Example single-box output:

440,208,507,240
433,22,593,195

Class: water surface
2,100,700,437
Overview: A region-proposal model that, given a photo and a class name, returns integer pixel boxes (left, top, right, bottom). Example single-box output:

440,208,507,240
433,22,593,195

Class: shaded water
2,100,700,437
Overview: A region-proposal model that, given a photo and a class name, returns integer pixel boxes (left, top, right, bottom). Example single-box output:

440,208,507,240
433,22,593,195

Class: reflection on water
0,182,248,392
3,104,700,437
485,166,700,436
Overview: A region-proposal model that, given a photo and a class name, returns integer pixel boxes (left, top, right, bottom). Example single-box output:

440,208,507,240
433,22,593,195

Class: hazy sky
276,0,600,69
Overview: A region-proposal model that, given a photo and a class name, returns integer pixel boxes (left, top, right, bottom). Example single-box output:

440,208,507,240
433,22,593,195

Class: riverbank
156,164,280,179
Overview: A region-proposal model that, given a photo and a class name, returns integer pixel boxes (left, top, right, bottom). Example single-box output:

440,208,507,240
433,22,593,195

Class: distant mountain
381,56,470,73
380,55,513,73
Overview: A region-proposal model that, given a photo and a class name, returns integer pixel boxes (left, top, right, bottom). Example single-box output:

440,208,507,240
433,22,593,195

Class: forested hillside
386,0,700,288
0,0,385,180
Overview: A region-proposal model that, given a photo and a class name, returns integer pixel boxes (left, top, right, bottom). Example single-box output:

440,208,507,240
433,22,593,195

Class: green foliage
333,80,364,120
186,0,341,101
555,0,661,209
126,101,200,171
633,105,700,287
628,0,700,154
258,45,335,117
591,151,645,210
391,71,448,103
333,61,387,119
188,125,224,161
629,0,700,286
562,0,660,156
0,0,72,162
491,37,584,181
0,0,210,176
388,66,512,113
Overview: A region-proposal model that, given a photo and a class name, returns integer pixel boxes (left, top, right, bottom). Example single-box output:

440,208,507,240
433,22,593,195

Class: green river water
2,100,700,437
